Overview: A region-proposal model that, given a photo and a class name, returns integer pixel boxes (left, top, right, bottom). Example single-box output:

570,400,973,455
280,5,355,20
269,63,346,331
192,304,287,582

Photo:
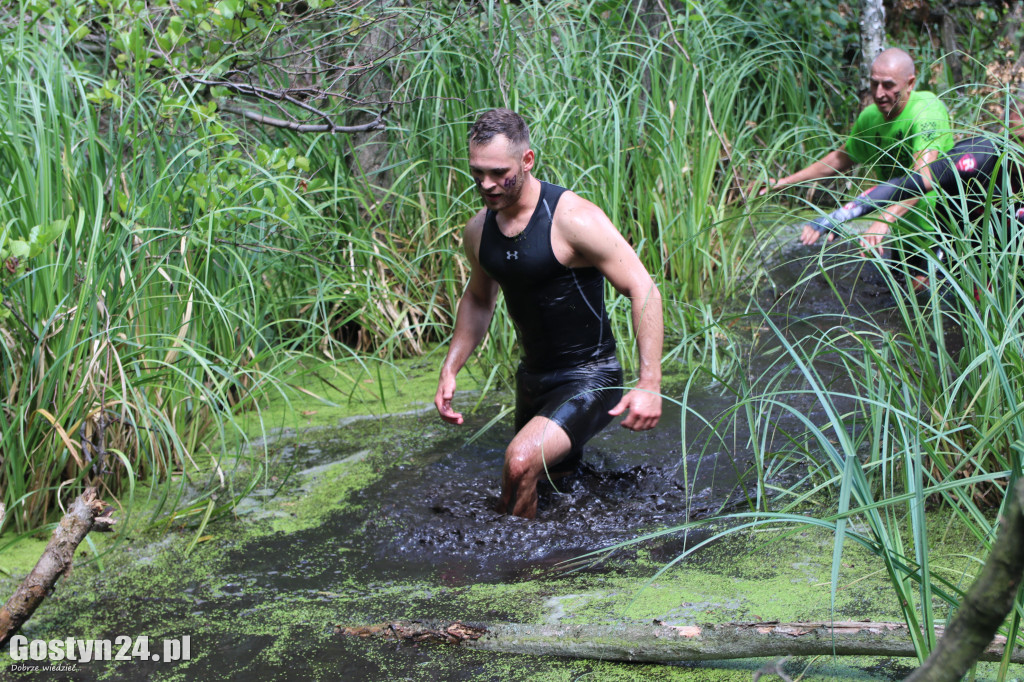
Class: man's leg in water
499,415,573,519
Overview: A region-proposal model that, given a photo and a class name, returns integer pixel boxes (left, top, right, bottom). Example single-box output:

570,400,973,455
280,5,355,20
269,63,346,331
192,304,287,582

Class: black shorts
515,356,623,452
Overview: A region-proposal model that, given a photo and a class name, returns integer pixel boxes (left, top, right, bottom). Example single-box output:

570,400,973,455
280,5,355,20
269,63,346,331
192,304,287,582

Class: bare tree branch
906,478,1024,681
217,100,389,133
2,298,40,344
0,488,115,646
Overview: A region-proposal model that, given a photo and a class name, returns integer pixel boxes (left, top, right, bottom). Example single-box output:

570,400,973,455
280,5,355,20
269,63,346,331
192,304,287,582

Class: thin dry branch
0,488,115,646
217,100,390,133
2,299,40,344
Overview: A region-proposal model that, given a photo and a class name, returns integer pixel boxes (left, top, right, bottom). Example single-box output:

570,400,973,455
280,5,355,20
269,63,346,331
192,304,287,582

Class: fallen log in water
339,482,1024,673
336,619,1024,664
0,487,115,646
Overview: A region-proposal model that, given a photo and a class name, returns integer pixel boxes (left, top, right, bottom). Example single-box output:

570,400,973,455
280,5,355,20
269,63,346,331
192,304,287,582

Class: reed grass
6,3,1023,674
1,1,834,534
0,10,323,534
325,0,839,372
574,105,1024,674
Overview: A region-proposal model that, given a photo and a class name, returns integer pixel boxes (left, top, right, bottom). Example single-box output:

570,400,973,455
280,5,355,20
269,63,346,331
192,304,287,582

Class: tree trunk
0,488,114,646
1006,1,1024,55
859,0,886,93
906,479,1024,681
939,10,963,88
1007,1,1024,95
337,619,1024,664
345,7,396,198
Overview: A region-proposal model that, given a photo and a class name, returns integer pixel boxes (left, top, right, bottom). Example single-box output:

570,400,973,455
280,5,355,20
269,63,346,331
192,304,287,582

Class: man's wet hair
468,109,530,153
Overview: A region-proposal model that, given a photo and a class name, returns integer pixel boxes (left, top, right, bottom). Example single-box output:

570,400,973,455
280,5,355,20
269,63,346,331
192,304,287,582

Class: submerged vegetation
2,0,1024,676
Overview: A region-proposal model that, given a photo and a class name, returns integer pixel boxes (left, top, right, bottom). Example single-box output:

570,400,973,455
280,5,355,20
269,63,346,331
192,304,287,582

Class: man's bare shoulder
553,190,614,236
549,189,632,268
464,208,487,239
465,208,487,232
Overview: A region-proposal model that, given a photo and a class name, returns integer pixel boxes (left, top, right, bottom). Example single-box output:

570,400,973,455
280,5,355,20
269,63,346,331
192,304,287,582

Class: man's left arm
560,200,662,431
609,276,663,431
861,147,941,253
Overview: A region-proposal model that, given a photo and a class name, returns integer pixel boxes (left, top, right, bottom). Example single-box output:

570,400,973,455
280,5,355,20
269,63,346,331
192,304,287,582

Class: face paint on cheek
503,175,517,190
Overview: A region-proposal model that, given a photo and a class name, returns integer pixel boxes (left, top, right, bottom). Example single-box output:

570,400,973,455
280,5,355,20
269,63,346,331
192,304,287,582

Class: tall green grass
306,0,840,375
0,9,333,534
8,3,1023,673
577,106,1024,673
2,0,841,537
750,208,1024,670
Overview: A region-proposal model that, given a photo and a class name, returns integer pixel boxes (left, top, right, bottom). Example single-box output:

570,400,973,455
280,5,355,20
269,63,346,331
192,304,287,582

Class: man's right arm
764,147,855,194
435,214,500,425
762,145,855,245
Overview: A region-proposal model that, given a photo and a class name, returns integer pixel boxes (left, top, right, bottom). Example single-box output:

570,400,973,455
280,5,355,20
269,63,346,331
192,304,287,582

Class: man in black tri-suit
434,108,664,519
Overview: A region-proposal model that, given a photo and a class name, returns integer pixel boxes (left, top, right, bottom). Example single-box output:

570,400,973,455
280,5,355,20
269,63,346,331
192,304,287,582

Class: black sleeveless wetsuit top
478,181,617,373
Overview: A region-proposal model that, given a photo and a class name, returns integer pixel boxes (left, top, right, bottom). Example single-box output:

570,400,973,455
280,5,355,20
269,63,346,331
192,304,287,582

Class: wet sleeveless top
478,181,616,372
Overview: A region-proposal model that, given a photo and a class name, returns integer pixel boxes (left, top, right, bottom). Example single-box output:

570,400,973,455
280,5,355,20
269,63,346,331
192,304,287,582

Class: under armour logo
506,251,518,260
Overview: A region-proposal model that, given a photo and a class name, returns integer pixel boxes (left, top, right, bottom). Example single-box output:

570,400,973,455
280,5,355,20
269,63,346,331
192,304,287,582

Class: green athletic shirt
845,90,954,233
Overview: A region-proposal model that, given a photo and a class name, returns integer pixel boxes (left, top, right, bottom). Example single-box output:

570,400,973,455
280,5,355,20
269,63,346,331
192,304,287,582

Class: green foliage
0,0,838,535
341,0,835,368
0,218,67,320
582,121,1024,673
0,4,328,534
731,0,860,102
4,1,1024,674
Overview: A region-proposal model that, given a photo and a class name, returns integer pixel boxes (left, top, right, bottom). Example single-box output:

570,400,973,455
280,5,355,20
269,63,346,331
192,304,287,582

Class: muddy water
243,400,740,588
6,238,962,681
407,255,923,565
322,246,931,584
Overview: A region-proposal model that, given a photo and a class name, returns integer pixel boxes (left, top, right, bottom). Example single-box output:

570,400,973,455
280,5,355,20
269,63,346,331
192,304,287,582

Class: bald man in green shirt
764,48,954,287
